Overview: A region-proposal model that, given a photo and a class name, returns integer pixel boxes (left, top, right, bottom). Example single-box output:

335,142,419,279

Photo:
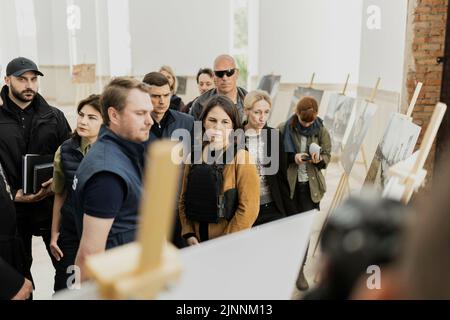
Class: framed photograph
341,101,378,175
287,86,324,120
176,76,187,95
365,113,421,187
323,93,356,154
257,74,281,99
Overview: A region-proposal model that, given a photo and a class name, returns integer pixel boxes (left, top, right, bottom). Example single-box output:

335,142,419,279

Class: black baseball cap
6,57,44,77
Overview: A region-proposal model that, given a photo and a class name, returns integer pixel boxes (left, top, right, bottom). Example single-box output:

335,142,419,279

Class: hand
50,233,64,261
11,278,33,300
0,96,3,106
311,152,322,164
294,153,310,165
15,178,54,203
186,236,199,246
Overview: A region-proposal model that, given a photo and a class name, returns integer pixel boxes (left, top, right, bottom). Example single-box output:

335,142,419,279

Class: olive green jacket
279,121,331,203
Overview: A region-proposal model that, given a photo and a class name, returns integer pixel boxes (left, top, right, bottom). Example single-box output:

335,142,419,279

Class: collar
80,137,92,155
98,125,145,161
0,85,53,119
152,109,175,126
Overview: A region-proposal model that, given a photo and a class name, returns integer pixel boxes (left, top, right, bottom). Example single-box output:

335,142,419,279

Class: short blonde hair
244,90,272,111
159,65,177,94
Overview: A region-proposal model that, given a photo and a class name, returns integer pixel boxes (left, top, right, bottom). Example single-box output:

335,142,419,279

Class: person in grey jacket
189,54,247,121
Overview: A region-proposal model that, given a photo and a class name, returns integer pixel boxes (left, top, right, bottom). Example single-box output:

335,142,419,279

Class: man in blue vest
73,77,153,281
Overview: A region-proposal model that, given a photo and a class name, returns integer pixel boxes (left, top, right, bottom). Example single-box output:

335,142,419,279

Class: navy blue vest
59,137,84,234
72,126,145,249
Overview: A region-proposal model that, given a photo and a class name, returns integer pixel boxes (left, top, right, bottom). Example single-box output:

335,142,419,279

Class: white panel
258,0,363,84
0,0,21,68
107,0,132,76
128,0,231,77
358,0,408,92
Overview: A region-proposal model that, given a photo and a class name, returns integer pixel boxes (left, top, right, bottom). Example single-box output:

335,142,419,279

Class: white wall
128,0,231,76
257,0,363,84
358,0,409,93
0,0,39,71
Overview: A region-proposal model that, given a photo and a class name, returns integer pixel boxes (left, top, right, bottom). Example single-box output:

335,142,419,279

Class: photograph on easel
287,86,324,120
341,100,378,175
365,113,421,188
257,74,281,99
323,93,356,154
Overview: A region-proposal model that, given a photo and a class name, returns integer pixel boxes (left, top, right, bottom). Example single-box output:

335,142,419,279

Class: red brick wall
406,0,448,185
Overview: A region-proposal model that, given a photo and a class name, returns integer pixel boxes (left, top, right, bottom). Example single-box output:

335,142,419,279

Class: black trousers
15,211,58,292
253,202,283,226
171,211,187,249
293,182,320,214
293,182,318,271
53,224,79,292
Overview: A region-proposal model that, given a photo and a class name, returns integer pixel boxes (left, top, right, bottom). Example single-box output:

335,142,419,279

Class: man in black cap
0,57,71,287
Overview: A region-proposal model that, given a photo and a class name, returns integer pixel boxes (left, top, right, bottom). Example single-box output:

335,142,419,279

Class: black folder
22,154,54,195
33,163,54,194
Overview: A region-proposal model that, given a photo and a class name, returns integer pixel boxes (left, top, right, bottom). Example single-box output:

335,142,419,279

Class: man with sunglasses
190,55,247,121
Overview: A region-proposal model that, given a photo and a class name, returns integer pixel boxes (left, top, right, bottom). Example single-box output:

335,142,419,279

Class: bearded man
0,57,71,288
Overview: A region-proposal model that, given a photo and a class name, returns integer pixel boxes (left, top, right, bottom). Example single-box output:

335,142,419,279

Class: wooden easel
406,82,423,118
384,102,447,204
357,77,381,173
309,72,316,88
85,140,182,299
342,73,350,96
312,78,380,257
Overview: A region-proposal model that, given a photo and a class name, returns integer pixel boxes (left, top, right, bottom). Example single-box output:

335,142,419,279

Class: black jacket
250,126,296,225
169,95,185,112
0,85,71,218
0,257,24,300
0,165,27,300
148,109,194,144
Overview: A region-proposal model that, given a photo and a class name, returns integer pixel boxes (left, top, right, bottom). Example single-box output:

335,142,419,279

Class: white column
358,0,409,93
107,0,132,77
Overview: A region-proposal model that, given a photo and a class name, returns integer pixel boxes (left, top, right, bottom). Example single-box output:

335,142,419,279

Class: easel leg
312,174,348,257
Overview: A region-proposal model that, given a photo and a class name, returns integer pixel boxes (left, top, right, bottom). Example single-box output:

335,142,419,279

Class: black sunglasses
214,68,236,78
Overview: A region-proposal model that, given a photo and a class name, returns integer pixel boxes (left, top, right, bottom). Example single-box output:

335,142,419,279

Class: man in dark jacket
142,72,194,248
0,57,71,284
142,72,194,144
189,54,247,121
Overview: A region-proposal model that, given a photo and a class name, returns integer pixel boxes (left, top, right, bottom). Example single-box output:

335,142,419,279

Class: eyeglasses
214,68,236,78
